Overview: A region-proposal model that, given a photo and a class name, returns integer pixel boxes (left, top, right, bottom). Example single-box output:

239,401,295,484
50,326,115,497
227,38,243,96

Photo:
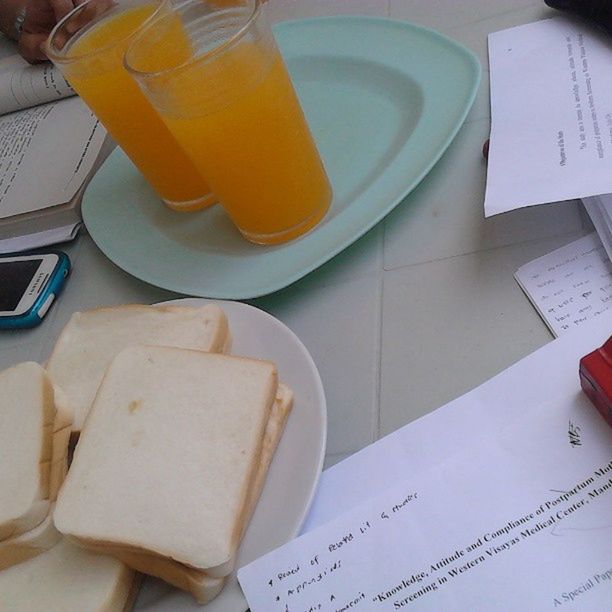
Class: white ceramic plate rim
132,298,327,611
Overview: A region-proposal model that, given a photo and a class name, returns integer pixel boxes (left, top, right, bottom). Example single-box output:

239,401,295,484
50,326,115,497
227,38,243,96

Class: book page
485,17,612,215
239,391,612,611
515,233,612,336
0,97,106,218
0,55,75,115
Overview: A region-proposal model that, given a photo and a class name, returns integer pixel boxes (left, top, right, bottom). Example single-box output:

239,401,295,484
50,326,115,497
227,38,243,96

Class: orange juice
159,41,332,243
52,3,213,208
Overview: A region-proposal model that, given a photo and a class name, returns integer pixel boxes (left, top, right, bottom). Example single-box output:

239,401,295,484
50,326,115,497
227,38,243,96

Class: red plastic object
580,336,612,427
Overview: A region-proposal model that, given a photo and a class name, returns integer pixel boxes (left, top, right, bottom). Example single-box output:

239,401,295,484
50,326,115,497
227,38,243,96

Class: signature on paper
568,421,582,447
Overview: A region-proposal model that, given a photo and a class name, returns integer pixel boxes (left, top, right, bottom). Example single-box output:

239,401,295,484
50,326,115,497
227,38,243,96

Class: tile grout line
382,226,588,275
374,234,385,442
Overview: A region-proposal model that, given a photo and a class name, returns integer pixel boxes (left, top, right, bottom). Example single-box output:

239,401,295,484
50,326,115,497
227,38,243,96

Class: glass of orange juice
124,0,332,245
46,0,215,212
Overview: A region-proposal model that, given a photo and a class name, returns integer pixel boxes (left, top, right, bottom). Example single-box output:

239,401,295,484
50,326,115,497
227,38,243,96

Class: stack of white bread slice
0,360,138,612
54,343,293,604
0,362,71,571
0,302,292,607
0,539,138,611
46,303,230,434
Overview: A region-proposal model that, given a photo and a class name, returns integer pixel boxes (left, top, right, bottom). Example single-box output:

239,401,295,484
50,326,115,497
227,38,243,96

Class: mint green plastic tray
82,16,480,299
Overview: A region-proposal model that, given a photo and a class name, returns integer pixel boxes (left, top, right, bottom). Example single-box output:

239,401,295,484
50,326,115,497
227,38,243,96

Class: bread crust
46,304,230,433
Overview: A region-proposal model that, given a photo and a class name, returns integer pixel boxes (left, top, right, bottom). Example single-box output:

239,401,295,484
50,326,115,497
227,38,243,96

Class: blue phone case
0,252,71,330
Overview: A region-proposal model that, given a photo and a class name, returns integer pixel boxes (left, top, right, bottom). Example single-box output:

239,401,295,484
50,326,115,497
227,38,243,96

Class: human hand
18,0,82,63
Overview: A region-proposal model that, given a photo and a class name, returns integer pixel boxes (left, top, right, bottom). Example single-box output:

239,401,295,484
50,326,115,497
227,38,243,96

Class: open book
0,35,109,253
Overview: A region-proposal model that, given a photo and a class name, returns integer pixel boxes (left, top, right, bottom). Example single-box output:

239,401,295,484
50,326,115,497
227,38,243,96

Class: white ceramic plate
132,298,327,611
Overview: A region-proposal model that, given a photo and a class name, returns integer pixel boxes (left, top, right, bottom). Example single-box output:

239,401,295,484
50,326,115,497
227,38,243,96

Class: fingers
58,0,115,37
51,0,82,21
17,31,49,63
51,0,91,22
16,0,79,61
45,0,113,55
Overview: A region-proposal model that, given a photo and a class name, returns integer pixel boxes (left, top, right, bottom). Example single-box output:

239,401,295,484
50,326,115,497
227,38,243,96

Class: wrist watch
14,6,27,38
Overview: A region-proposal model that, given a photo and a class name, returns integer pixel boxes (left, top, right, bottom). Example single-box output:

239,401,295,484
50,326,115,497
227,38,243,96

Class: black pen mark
568,421,582,447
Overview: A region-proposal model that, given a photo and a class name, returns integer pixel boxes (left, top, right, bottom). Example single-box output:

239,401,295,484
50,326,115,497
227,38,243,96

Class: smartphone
0,252,71,330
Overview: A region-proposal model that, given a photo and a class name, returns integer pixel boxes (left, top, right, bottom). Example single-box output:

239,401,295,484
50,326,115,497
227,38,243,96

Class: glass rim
45,0,170,64
124,0,262,80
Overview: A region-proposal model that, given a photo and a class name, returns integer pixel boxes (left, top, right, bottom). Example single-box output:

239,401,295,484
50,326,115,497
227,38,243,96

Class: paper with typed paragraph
485,17,612,215
239,390,612,611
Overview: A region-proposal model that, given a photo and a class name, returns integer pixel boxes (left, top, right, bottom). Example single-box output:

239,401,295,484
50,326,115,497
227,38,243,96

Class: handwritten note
239,389,612,611
485,17,612,215
514,232,612,336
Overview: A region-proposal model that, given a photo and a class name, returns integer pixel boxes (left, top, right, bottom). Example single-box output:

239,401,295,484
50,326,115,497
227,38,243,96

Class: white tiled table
1,0,593,470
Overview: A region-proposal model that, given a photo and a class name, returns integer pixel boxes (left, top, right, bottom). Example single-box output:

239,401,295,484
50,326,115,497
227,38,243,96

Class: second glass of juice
124,0,332,245
46,0,215,212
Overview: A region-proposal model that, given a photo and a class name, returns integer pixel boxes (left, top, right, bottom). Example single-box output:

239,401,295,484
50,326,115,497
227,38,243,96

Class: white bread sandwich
0,363,56,541
0,538,137,611
67,382,293,602
54,345,279,589
0,363,73,574
70,542,226,605
46,303,230,433
235,382,294,546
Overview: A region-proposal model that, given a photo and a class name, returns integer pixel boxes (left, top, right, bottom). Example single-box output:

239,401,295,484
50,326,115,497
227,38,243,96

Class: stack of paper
486,16,612,330
486,16,612,266
583,195,612,262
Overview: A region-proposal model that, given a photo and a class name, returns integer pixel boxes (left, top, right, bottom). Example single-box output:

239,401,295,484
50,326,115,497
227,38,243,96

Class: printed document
485,17,612,215
238,395,612,612
239,369,612,611
302,314,611,532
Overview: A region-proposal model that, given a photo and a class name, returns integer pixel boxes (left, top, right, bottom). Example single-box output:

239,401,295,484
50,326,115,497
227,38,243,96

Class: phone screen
0,259,42,312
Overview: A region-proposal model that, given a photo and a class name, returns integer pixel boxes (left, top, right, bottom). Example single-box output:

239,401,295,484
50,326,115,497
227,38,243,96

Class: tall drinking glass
124,0,332,245
46,0,215,212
